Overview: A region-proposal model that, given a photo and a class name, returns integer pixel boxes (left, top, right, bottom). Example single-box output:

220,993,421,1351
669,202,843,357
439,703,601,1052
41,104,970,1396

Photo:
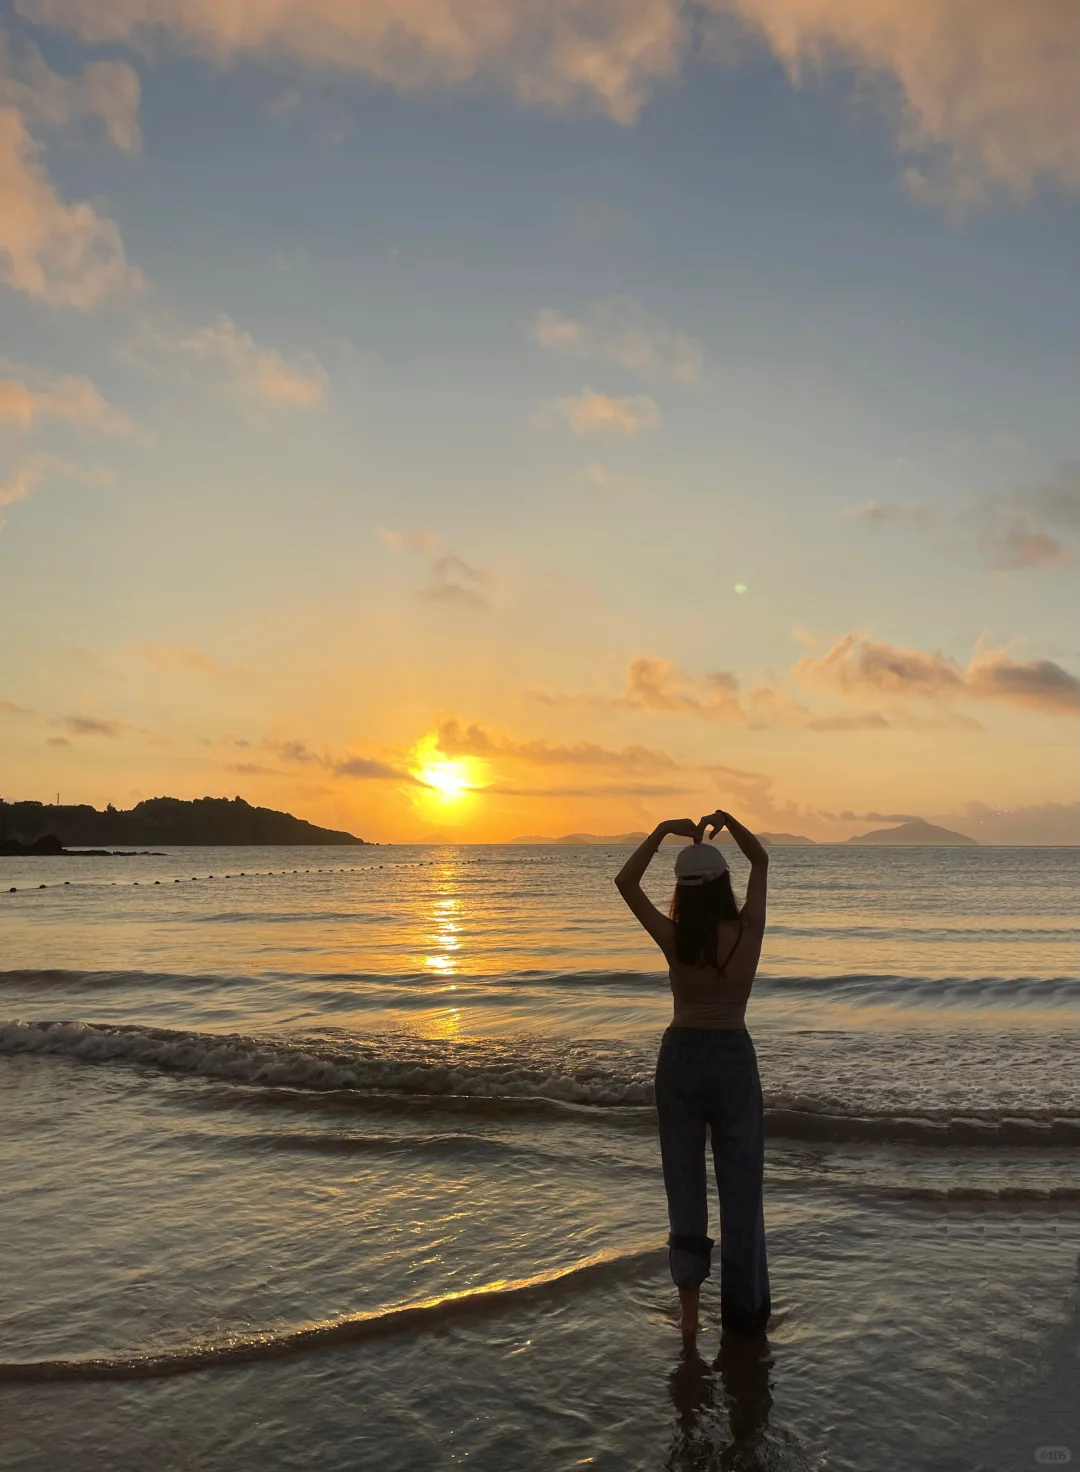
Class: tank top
668,957,752,1028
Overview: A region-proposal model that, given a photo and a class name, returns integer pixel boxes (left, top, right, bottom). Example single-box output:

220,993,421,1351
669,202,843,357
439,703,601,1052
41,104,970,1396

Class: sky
1,0,1078,844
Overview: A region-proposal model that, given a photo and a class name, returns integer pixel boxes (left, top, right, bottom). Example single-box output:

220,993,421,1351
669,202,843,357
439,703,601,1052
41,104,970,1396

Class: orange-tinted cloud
1,29,141,151
0,369,131,432
19,0,1080,205
796,633,1080,716
61,713,129,736
435,716,681,772
0,453,112,526
720,0,1080,206
140,644,247,680
552,388,660,437
0,105,138,307
177,314,326,411
622,656,743,719
16,0,686,126
531,298,703,382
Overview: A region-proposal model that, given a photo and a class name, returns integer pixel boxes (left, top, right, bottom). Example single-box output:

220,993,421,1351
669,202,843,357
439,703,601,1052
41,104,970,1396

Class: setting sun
419,760,472,799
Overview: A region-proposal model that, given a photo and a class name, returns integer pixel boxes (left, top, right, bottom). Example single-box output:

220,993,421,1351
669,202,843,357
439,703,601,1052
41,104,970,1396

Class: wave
0,1245,661,1384
2,967,1078,1004
4,1020,1078,1147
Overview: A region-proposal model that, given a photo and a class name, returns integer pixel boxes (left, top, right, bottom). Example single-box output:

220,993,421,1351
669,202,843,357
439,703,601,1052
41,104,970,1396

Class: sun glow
419,759,472,798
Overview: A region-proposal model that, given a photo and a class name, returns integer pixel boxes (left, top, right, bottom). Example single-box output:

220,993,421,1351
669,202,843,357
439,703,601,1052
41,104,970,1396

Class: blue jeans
655,1026,771,1337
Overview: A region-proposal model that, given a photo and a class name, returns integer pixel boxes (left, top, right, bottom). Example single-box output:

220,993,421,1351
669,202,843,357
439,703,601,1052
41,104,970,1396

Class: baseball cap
673,842,729,886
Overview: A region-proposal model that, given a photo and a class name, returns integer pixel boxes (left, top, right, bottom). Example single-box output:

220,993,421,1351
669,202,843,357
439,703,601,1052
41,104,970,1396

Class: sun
418,759,472,799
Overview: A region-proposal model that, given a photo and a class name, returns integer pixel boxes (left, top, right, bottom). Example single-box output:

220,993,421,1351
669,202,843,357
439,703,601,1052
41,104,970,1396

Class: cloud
61,713,129,736
796,632,1080,716
435,717,681,772
419,555,493,610
0,698,32,713
0,367,131,432
382,529,496,610
530,657,810,728
970,460,1080,572
852,462,1080,573
552,388,660,438
851,499,937,534
622,656,743,719
177,314,326,410
332,755,420,782
379,526,441,552
258,735,417,784
0,105,138,308
0,28,141,151
965,647,1080,716
720,0,1080,208
139,644,247,680
16,0,686,126
485,781,691,798
18,0,1080,208
938,800,1080,846
0,452,111,526
531,298,703,382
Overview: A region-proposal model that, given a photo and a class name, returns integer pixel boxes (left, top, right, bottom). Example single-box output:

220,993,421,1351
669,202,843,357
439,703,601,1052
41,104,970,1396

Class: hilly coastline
0,796,366,849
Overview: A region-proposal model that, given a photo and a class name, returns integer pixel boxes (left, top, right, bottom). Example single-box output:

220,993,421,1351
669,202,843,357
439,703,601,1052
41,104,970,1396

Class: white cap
673,842,729,886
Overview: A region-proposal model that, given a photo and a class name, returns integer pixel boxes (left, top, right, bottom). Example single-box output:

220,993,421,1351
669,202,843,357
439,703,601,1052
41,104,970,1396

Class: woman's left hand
660,817,705,843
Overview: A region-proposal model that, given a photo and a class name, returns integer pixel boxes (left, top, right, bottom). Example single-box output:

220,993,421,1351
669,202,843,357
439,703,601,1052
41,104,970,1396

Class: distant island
0,796,366,849
512,831,816,846
845,819,977,846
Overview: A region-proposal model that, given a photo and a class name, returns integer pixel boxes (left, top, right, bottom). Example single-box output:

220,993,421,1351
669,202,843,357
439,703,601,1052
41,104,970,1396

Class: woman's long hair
669,873,743,974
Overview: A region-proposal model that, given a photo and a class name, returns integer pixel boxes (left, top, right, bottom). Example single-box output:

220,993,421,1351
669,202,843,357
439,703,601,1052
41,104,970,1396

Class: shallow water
2,844,1078,1470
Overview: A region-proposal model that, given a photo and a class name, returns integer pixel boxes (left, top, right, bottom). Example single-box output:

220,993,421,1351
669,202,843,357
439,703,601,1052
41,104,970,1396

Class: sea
1,843,1078,1472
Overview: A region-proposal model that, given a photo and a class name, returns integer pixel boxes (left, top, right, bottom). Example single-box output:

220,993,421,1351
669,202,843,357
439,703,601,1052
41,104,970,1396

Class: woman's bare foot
678,1285,700,1336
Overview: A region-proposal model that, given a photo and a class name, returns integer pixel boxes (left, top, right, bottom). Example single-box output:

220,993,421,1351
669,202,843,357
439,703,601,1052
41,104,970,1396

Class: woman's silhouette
616,809,771,1338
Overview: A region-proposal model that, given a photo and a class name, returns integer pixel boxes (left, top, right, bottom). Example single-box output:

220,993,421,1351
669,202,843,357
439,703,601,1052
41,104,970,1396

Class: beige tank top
668,958,752,1028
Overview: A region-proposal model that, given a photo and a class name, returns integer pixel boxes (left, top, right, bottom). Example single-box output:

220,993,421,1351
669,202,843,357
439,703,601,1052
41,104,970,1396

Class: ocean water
2,843,1078,1472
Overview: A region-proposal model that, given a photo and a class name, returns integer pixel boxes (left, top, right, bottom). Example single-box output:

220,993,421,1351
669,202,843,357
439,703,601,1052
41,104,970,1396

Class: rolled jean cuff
668,1233,713,1287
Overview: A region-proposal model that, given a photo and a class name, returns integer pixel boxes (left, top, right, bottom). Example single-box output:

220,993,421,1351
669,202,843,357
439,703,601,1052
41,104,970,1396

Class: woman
615,809,770,1339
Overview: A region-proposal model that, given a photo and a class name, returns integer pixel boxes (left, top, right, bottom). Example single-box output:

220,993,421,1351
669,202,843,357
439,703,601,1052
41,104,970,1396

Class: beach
2,843,1078,1471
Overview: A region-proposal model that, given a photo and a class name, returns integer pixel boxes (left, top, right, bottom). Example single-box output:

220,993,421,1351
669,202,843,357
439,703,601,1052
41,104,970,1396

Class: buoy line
1,853,556,892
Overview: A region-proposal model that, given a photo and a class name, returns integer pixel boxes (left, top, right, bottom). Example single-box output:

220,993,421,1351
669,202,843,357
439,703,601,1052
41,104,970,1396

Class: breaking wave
3,1019,1078,1147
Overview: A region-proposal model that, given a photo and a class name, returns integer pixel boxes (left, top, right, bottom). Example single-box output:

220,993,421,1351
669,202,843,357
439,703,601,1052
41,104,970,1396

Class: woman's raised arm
701,809,769,929
615,818,702,951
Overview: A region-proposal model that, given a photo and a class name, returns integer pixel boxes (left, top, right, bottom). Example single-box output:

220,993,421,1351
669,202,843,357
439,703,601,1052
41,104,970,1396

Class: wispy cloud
259,735,419,784
531,298,703,382
0,106,139,309
17,0,1080,207
0,366,132,433
551,388,660,438
139,645,248,681
61,713,129,737
420,555,494,610
176,314,326,411
435,717,681,772
854,461,1080,572
16,0,686,127
0,27,141,151
382,528,496,611
0,453,112,527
